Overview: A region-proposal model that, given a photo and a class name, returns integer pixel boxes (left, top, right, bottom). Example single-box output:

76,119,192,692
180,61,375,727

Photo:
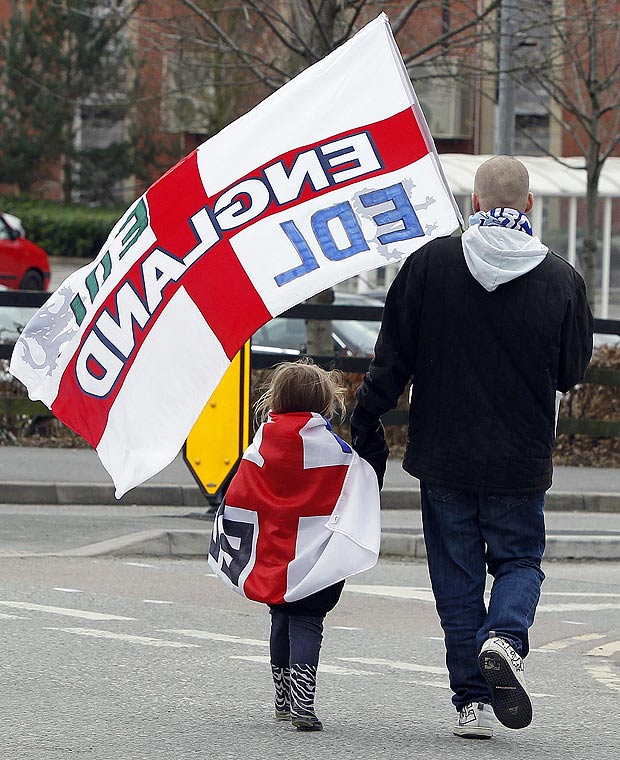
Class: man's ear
524,192,534,213
471,192,481,213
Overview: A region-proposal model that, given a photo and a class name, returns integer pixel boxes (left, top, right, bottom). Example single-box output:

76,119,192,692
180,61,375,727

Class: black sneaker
478,636,532,729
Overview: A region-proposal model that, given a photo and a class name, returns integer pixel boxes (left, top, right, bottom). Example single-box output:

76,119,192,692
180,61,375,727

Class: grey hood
461,224,548,292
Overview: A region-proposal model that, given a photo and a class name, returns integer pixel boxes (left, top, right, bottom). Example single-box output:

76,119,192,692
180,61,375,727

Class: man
351,156,593,739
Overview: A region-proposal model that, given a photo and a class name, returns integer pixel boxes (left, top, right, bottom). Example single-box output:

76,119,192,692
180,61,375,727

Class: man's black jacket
351,236,593,495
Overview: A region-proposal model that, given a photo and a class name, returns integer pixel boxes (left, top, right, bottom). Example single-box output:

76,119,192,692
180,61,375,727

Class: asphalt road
1,555,619,759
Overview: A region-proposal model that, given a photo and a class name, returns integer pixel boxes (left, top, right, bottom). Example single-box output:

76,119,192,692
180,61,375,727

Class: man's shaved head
473,155,531,212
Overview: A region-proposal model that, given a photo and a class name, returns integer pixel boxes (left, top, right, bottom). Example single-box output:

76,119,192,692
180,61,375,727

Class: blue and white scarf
469,207,533,236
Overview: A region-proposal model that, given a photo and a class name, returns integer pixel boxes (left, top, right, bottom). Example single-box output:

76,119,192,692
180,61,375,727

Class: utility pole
496,0,516,155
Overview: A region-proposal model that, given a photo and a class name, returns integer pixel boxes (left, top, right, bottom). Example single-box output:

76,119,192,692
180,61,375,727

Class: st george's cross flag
208,412,381,604
9,13,462,498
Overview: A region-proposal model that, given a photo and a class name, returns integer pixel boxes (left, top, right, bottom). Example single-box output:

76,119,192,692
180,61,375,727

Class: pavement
1,446,620,561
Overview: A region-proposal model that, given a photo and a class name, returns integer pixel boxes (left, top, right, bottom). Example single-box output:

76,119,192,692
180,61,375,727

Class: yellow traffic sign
183,342,251,505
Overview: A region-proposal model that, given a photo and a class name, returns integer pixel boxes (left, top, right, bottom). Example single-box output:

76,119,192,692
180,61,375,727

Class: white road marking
542,592,620,597
340,656,555,697
52,588,83,594
586,640,620,657
143,600,174,605
231,655,372,676
584,663,620,692
0,601,134,621
46,627,199,648
161,629,268,647
0,612,27,619
560,620,589,626
124,562,156,568
537,633,607,651
342,586,619,606
330,626,362,631
537,602,620,613
340,657,447,675
400,678,450,690
346,585,435,602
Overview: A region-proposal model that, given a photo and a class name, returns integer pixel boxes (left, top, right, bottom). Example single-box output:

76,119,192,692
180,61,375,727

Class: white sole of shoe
478,649,532,729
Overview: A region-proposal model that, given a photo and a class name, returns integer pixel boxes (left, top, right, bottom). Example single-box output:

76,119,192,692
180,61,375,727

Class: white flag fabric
9,13,462,497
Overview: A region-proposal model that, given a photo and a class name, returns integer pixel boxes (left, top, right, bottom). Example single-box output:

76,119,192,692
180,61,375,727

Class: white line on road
0,601,134,621
340,656,446,675
0,612,27,619
340,657,556,697
342,585,620,606
52,588,83,594
537,633,607,651
124,562,156,568
584,663,620,693
143,600,174,605
537,603,620,613
346,585,435,602
45,627,200,648
231,655,373,676
542,592,620,597
586,640,620,657
161,629,268,647
399,679,450,690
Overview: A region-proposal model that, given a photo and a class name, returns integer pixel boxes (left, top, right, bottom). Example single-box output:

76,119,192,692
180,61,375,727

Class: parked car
0,285,37,344
0,212,51,291
252,292,383,357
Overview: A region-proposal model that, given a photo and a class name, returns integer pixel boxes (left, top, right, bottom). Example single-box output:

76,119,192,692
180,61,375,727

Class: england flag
209,412,381,604
9,13,462,497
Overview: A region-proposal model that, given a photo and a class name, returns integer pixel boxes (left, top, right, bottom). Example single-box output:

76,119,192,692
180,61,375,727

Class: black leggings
268,581,345,667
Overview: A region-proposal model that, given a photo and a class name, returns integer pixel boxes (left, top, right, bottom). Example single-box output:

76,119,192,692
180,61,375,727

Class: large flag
208,412,381,604
9,13,462,497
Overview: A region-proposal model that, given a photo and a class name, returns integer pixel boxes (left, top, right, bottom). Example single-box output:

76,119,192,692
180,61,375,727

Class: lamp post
496,0,516,155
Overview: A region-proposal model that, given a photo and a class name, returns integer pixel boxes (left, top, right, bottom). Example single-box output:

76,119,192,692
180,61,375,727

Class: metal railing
1,290,620,436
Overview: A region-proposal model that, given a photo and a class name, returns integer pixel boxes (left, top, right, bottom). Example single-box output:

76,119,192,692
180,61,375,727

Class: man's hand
351,418,389,490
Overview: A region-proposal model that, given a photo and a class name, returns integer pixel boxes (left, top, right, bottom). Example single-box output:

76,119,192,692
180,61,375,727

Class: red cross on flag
208,412,381,604
9,13,462,498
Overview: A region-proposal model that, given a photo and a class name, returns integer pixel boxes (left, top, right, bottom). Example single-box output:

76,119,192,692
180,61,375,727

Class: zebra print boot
290,664,323,731
271,665,291,720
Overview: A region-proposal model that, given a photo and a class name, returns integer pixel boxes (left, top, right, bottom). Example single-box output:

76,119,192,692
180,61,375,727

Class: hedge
0,197,124,259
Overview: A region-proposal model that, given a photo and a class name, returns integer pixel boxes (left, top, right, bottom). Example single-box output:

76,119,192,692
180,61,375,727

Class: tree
508,0,620,303
0,0,148,203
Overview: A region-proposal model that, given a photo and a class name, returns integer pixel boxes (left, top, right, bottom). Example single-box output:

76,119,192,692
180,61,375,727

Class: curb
3,482,620,513
380,489,620,513
44,528,620,562
0,481,210,507
380,531,620,561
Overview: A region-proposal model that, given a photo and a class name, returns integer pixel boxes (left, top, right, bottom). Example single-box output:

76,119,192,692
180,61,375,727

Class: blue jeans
269,611,324,667
420,482,546,710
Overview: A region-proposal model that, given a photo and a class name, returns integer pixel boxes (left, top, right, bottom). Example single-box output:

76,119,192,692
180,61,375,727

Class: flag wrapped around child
209,412,381,604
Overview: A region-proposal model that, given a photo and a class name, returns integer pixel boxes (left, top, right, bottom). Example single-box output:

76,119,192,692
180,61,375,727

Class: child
209,359,381,731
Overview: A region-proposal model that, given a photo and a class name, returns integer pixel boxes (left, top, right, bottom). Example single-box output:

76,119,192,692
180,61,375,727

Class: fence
1,290,619,437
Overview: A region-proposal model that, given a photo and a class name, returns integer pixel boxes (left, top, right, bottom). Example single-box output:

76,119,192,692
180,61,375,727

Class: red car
0,212,51,291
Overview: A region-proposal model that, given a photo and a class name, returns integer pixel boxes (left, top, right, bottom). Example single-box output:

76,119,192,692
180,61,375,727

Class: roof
438,154,620,198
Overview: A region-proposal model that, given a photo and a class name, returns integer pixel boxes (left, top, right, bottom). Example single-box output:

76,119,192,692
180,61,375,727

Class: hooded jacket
352,227,593,495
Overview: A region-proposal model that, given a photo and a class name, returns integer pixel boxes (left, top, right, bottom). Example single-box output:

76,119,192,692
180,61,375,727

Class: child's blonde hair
255,359,347,424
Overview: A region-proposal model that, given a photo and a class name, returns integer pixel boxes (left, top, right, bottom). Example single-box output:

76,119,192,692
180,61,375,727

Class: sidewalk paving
1,446,620,561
